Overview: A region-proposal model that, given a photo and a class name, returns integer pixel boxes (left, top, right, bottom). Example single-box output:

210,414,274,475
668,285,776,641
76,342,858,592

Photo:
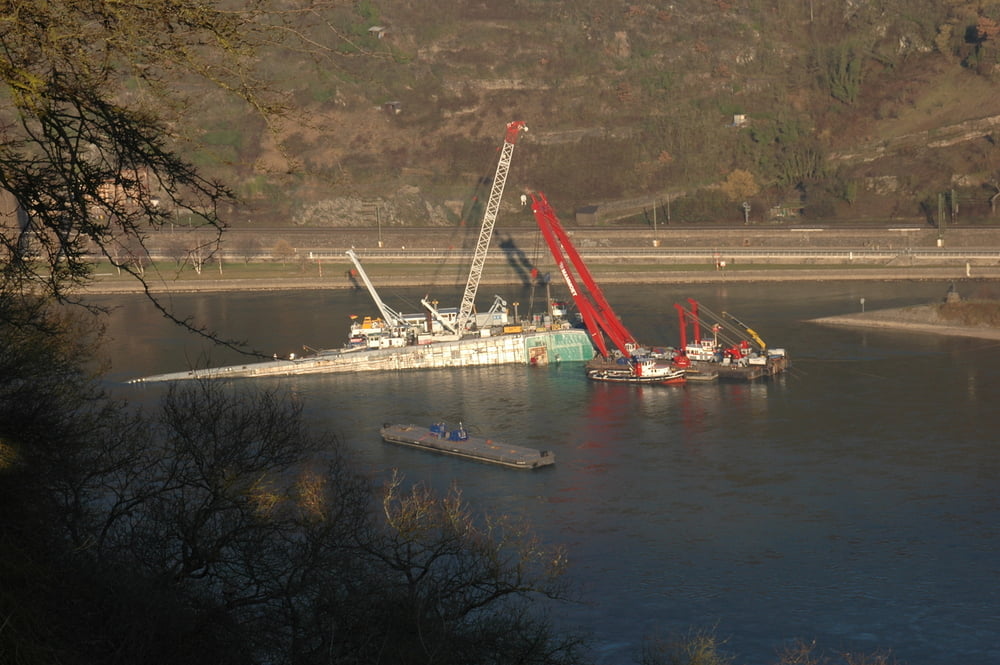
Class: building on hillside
93,168,151,214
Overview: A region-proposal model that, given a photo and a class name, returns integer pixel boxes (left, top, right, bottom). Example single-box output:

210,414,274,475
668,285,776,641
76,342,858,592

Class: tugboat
585,353,686,384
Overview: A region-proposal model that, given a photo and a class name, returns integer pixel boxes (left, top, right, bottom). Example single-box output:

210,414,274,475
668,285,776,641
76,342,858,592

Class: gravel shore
810,304,1000,340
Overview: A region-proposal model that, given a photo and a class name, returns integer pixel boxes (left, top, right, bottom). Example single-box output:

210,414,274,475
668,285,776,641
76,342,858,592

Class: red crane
530,193,686,384
530,192,638,360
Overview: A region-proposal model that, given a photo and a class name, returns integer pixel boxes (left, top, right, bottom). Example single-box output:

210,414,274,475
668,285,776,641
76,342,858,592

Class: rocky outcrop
290,186,461,227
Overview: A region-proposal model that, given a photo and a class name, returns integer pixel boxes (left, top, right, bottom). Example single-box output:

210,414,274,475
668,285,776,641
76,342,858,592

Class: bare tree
0,0,360,345
17,372,582,665
313,471,583,665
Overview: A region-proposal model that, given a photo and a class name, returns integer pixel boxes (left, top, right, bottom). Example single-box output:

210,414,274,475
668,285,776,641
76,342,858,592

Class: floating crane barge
674,298,789,381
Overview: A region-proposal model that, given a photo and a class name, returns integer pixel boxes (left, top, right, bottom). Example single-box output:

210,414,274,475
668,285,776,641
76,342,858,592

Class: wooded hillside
162,1,1000,228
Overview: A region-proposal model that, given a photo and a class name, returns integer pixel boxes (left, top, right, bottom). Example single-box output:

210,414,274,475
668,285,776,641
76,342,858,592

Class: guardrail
115,246,1000,263
240,247,1000,261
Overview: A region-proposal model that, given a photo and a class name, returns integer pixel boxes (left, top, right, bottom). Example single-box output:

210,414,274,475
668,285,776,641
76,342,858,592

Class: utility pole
652,200,659,247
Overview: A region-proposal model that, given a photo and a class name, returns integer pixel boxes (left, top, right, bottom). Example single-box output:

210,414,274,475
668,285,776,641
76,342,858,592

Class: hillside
181,1,1000,232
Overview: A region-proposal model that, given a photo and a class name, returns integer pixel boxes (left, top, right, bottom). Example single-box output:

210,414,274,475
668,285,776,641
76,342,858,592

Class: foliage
326,471,580,665
0,296,142,664
668,189,738,224
746,115,826,188
771,638,902,665
837,179,859,206
817,41,867,105
0,293,579,664
801,188,838,220
938,299,1000,325
720,170,759,202
0,0,380,312
5,0,998,242
639,628,733,665
0,0,259,300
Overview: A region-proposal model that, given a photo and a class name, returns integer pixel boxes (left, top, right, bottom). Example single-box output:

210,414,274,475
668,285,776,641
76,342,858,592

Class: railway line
132,245,1000,265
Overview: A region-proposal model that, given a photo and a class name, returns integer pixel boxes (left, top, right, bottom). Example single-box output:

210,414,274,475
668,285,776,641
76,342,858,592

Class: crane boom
530,192,639,359
723,311,767,350
345,250,408,329
456,121,527,331
419,297,459,334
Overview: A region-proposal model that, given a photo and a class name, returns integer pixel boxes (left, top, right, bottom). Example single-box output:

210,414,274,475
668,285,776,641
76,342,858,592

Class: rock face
290,186,460,228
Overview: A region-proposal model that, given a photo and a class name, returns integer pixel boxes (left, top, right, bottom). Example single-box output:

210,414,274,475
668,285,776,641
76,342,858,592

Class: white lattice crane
454,121,527,331
345,249,408,329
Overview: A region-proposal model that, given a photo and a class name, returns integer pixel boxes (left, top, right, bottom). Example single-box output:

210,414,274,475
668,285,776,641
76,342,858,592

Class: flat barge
130,328,595,383
380,422,555,470
689,353,790,381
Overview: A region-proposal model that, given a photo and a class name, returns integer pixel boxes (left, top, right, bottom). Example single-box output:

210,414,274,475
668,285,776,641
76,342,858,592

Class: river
95,279,1000,665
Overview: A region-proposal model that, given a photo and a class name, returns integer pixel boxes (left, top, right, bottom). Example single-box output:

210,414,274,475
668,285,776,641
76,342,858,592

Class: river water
96,280,999,665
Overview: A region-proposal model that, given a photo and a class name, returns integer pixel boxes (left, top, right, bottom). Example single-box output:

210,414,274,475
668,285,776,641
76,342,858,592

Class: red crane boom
530,192,639,360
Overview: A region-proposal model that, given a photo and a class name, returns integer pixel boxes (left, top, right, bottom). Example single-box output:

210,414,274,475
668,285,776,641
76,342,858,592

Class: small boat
379,422,555,470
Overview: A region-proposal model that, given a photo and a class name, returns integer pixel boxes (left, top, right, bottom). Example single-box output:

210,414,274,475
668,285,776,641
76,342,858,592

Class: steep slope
190,1,1000,229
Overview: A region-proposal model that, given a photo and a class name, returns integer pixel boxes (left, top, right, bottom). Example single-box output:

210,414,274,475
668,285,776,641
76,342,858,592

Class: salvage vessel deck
689,354,790,381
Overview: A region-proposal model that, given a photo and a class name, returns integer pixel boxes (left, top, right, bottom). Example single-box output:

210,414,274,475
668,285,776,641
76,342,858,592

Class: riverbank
83,265,1000,295
810,300,1000,340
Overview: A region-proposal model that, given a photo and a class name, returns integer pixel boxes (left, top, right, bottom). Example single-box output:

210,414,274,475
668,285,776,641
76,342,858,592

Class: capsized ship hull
130,328,595,383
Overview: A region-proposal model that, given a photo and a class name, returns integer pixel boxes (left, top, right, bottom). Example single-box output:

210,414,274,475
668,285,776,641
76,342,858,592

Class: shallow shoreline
810,304,1000,340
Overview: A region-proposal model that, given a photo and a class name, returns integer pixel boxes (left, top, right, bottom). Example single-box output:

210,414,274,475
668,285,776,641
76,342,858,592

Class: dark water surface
98,281,1000,665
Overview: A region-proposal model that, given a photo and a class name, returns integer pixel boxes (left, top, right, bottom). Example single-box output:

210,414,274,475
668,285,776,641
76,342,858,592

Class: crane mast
456,121,527,331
